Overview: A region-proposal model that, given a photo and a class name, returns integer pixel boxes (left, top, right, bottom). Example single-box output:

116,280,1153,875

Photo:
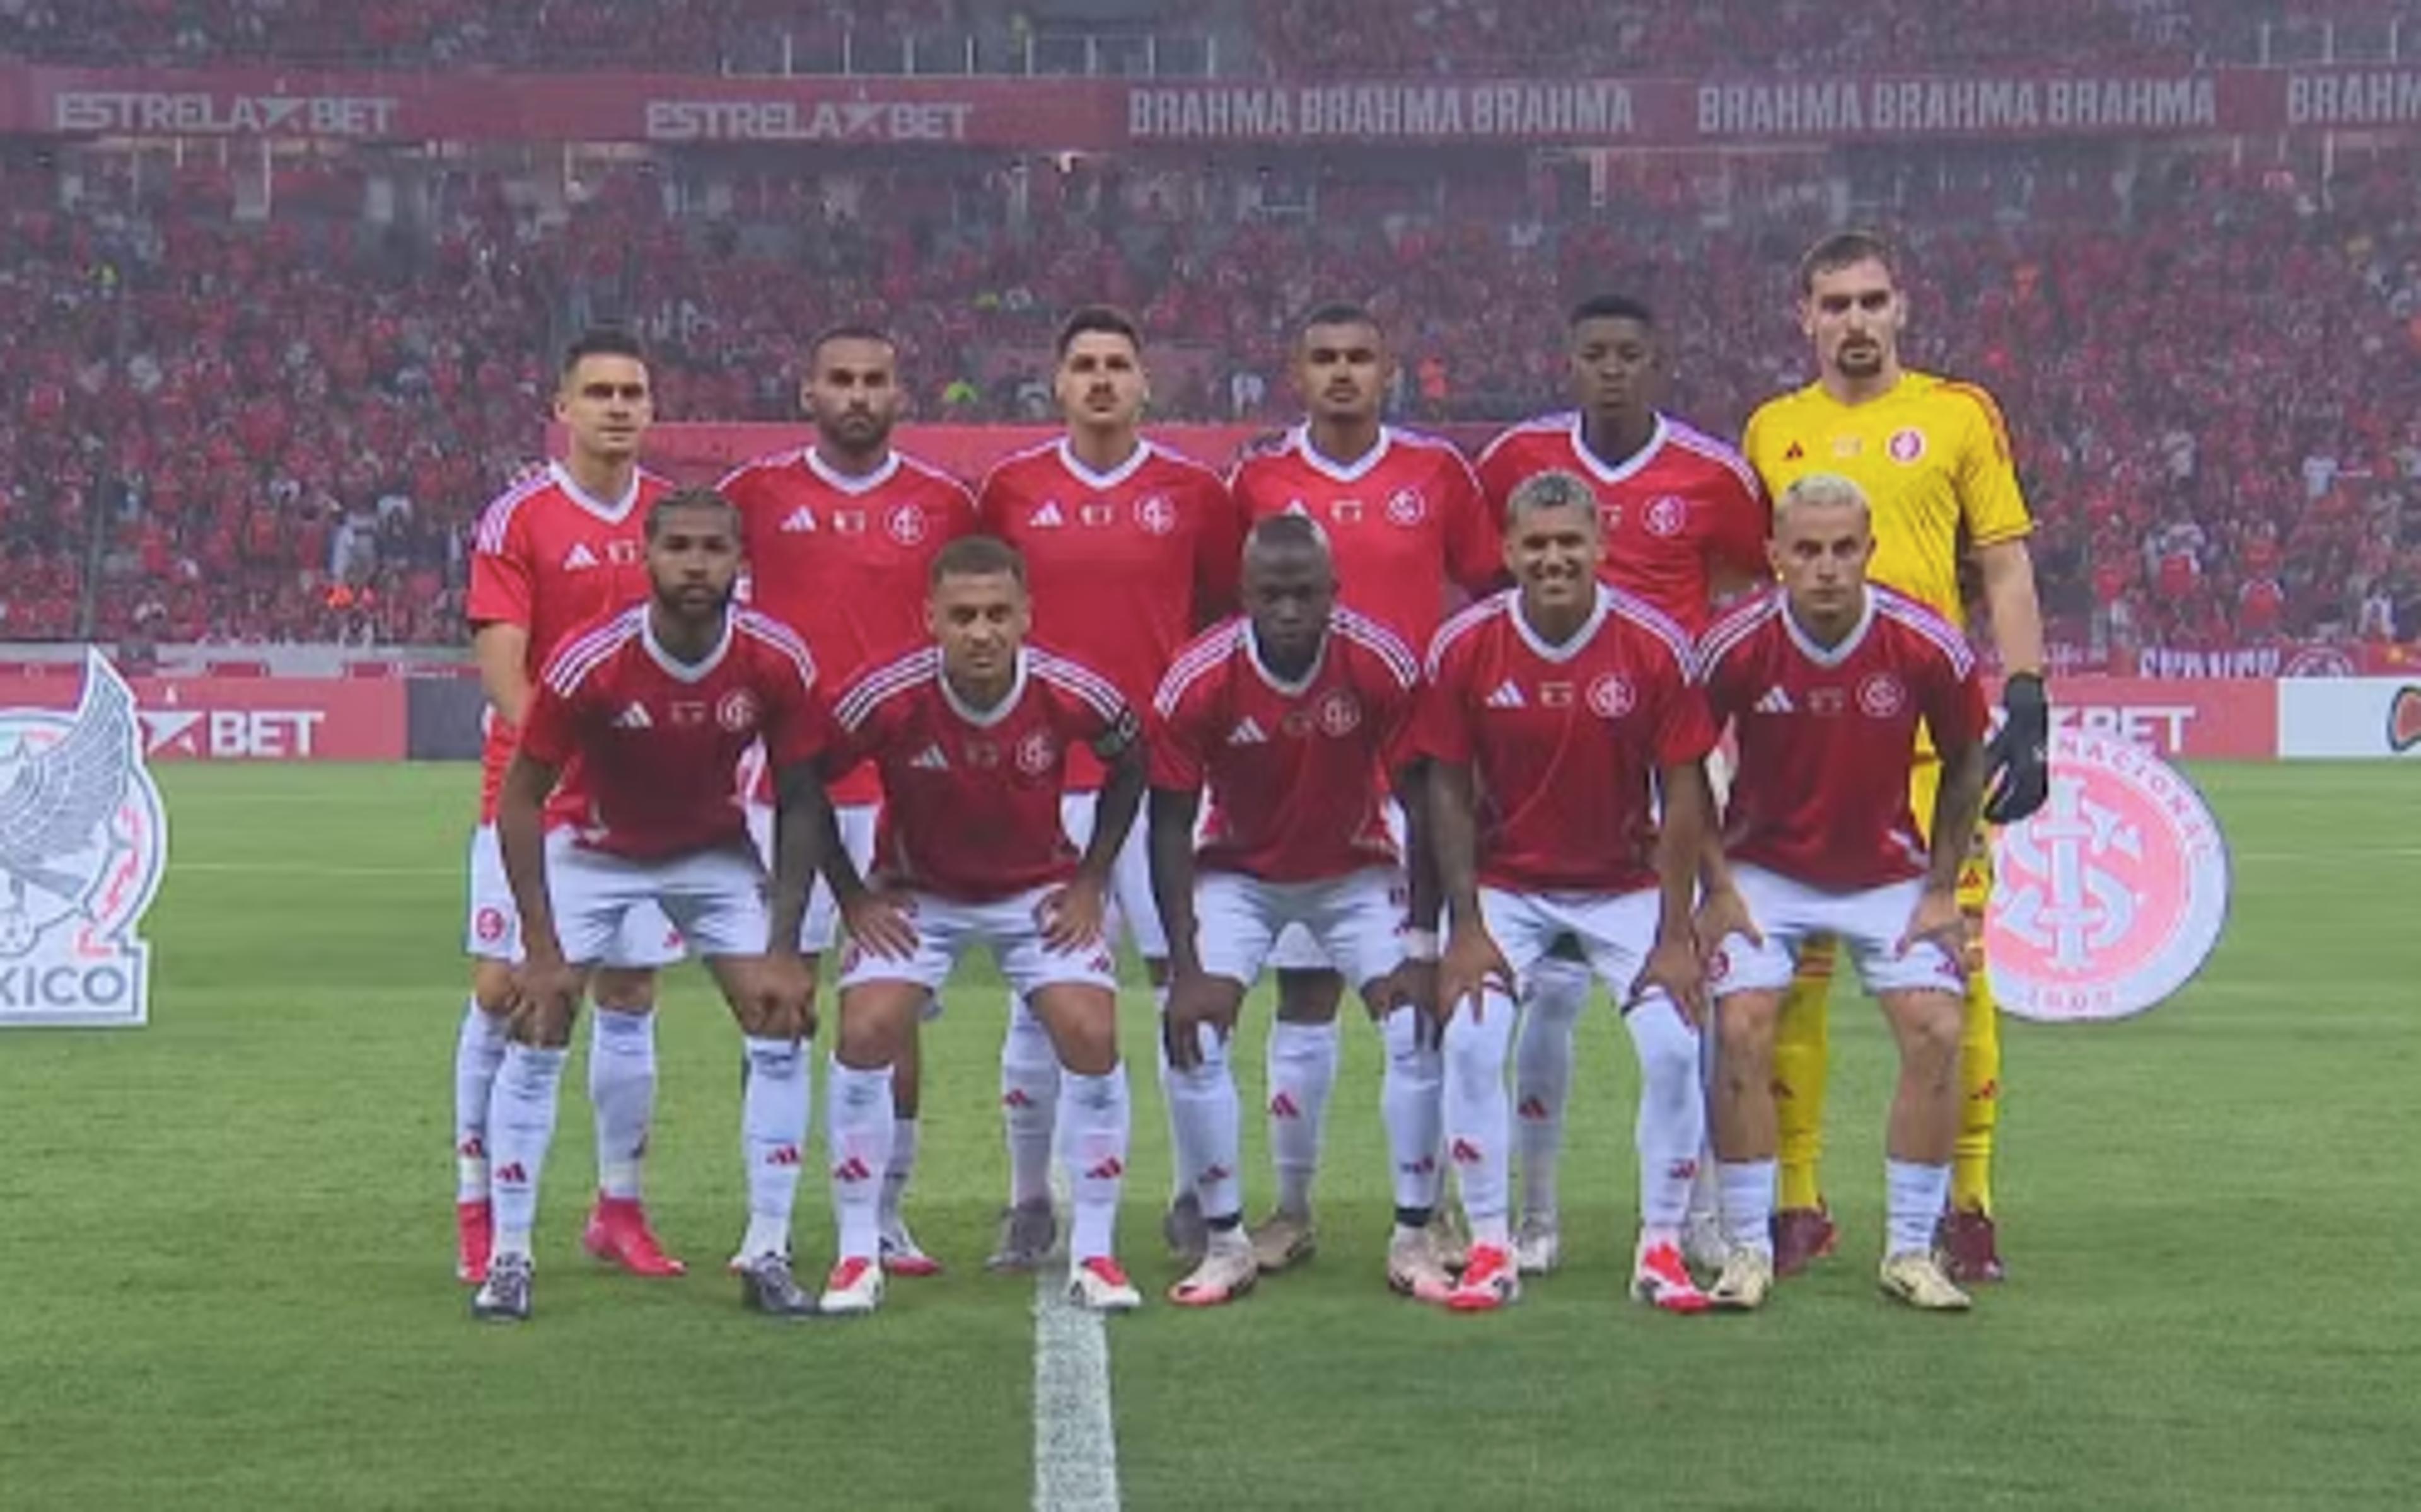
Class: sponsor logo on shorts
475,906,509,945
1988,729,2230,1023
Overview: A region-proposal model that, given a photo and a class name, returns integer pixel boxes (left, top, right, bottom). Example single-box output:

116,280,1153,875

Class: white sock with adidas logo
825,1058,894,1263
738,1036,808,1260
1060,1063,1132,1264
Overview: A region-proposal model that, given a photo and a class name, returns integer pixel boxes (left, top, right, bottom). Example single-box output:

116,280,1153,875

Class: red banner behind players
0,674,405,761
7,61,2421,148
2027,676,2277,761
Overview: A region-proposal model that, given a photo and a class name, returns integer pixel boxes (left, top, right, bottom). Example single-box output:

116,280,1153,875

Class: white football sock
1684,1027,1724,1232
1886,1159,1951,1257
453,1000,509,1202
1441,988,1518,1249
738,1036,808,1259
485,1043,568,1260
825,1059,894,1262
1380,1005,1444,1216
588,1005,656,1201
1512,957,1587,1224
1059,1063,1132,1264
1625,992,1705,1242
1000,991,1061,1209
1266,1019,1339,1216
880,1117,919,1232
1147,984,1195,1205
1163,1024,1241,1223
1721,1160,1777,1258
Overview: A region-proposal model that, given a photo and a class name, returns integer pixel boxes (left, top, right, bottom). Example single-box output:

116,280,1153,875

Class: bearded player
1742,231,2051,1281
721,325,977,1276
1475,296,1768,1274
1694,475,1990,1312
1421,471,1718,1314
1221,303,1500,1274
1149,515,1451,1305
977,307,1242,1270
455,331,685,1288
475,487,839,1323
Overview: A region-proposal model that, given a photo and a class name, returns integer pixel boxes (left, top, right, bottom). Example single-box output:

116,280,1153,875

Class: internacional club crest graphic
0,650,168,1027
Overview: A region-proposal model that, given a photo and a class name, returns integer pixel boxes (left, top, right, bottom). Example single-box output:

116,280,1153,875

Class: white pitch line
1031,1174,1121,1512
171,861,457,877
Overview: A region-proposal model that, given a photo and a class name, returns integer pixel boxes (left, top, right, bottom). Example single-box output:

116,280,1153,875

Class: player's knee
1716,996,1778,1074
1049,1008,1119,1077
1895,993,1965,1074
1274,969,1345,1024
471,961,517,1017
591,968,656,1013
836,1002,910,1070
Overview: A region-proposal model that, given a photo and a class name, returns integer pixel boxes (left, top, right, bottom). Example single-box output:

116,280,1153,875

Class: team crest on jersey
885,504,928,546
717,689,760,733
1385,488,1425,527
1888,428,1927,464
1316,691,1362,737
1015,731,1057,776
0,651,168,1029
1644,495,1687,538
1586,674,1635,719
1857,672,1905,718
1133,494,1178,536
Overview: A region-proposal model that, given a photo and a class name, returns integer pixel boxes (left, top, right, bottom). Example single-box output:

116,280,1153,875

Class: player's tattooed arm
1146,785,1206,981
1428,759,1512,1022
474,623,535,728
496,749,580,1044
767,761,840,955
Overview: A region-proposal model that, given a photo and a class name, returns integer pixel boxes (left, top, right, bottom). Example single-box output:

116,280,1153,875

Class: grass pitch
0,763,2414,1509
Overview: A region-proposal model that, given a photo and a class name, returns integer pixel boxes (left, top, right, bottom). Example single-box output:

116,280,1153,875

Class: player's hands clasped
1631,931,1709,1027
1436,926,1514,1025
755,950,819,1042
1038,876,1108,952
841,888,920,960
1162,969,1238,1071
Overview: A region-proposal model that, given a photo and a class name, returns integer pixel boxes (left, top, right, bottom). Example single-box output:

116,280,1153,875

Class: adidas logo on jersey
781,505,818,533
1030,502,1065,528
1755,686,1796,714
613,703,653,729
909,742,951,771
563,543,600,570
1485,680,1526,709
1226,717,1269,746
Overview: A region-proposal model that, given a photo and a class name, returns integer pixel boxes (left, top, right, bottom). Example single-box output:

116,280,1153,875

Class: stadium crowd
3,132,2419,653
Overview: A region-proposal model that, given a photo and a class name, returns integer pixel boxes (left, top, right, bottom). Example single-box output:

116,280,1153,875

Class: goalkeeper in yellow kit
1740,231,2052,1283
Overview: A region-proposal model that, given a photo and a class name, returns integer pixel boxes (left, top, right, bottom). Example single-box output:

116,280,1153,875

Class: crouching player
1149,514,1451,1307
817,536,1149,1316
1422,471,1718,1314
1693,475,1989,1312
477,487,839,1323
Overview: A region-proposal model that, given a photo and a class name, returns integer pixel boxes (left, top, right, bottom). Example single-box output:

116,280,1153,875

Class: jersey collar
804,447,900,496
1566,412,1668,487
1055,437,1150,492
941,648,1028,728
1290,424,1392,485
1782,586,1874,667
1245,619,1330,696
1511,583,1612,664
550,461,641,524
641,605,735,684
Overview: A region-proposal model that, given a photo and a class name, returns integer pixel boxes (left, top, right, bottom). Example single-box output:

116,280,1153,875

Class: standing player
1150,516,1449,1306
1420,472,1718,1313
977,307,1242,1269
473,487,837,1323
1742,231,2051,1280
1694,475,1990,1311
455,331,684,1288
721,325,977,1276
1474,296,1769,1273
1222,303,1501,1273
815,536,1147,1315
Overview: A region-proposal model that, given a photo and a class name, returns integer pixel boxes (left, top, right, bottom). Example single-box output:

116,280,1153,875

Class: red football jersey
521,606,832,863
1149,608,1420,882
1476,412,1768,634
465,463,671,820
977,438,1242,786
830,645,1139,902
1698,586,1989,890
1229,425,1501,649
1419,585,1714,894
721,446,977,804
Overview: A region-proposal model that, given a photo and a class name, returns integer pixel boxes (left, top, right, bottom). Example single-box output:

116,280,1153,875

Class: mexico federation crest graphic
1987,729,2227,1024
0,650,168,1027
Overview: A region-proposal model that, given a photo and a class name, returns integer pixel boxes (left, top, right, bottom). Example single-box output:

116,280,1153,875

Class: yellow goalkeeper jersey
1741,370,2032,628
